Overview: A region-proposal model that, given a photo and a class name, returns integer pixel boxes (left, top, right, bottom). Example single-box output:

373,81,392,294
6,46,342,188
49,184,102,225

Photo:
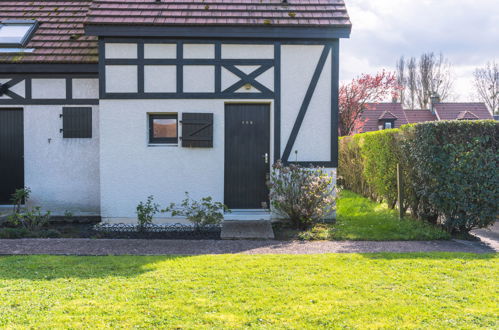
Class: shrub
136,196,160,229
400,120,498,233
360,129,401,208
268,161,335,230
339,120,499,233
163,192,227,228
7,206,51,231
10,187,31,214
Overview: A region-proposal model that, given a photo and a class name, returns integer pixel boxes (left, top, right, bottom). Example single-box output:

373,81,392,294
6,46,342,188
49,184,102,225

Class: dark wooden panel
224,104,270,209
0,108,24,204
62,107,92,138
181,113,213,148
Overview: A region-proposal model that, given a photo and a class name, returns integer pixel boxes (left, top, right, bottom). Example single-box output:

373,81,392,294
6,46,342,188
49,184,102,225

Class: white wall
24,105,100,215
0,76,100,215
281,45,332,162
99,99,274,221
99,42,336,222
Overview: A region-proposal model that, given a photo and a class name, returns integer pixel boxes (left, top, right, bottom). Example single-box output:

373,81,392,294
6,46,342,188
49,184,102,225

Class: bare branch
473,61,499,115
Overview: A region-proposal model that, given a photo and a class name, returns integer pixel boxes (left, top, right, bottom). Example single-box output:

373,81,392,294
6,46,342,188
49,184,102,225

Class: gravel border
0,238,496,255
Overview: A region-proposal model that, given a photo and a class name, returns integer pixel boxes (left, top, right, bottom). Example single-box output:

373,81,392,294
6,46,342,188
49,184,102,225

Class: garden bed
0,220,221,240
93,223,221,240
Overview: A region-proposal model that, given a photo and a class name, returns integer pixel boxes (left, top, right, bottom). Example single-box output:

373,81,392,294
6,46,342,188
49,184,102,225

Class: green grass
274,190,450,241
0,254,497,328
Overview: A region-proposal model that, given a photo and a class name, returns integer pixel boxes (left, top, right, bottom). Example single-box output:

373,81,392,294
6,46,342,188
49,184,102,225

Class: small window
149,114,178,144
61,107,92,138
384,122,393,129
0,21,37,47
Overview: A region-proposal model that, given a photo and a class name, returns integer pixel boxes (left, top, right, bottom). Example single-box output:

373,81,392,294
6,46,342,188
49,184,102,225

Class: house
358,96,493,133
0,0,351,223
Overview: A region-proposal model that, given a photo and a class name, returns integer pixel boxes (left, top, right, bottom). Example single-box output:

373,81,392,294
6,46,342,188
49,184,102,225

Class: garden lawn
275,190,450,241
0,254,497,328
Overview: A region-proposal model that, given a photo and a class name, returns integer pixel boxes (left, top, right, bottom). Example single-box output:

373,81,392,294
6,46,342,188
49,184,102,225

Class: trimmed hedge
339,120,499,233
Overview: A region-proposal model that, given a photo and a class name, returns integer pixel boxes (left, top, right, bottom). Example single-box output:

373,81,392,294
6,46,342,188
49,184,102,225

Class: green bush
163,192,228,228
400,120,498,232
339,120,499,233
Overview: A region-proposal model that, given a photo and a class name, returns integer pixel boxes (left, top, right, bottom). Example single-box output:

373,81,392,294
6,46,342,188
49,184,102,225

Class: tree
396,52,454,109
473,61,498,115
339,71,399,136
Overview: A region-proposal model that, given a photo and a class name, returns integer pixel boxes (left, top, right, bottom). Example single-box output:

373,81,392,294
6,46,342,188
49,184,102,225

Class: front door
0,108,24,204
224,104,270,209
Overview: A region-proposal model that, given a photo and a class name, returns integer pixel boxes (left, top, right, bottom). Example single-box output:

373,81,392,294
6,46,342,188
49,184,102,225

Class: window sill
148,143,179,147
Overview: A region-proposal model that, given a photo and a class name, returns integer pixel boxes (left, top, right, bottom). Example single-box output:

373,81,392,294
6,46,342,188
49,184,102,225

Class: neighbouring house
357,96,494,133
0,0,351,223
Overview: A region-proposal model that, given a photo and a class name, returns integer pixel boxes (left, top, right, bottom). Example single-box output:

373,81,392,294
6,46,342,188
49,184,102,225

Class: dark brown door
0,108,24,204
224,104,270,209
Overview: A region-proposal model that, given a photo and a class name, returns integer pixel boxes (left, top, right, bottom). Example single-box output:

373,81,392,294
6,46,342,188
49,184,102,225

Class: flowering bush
268,161,335,230
163,192,228,228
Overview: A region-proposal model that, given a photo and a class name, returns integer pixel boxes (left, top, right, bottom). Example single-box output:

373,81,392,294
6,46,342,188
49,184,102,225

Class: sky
340,0,499,101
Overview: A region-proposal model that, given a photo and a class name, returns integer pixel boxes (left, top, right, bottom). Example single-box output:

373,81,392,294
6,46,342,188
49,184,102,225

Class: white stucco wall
99,99,274,221
24,105,100,215
281,45,332,162
99,42,336,222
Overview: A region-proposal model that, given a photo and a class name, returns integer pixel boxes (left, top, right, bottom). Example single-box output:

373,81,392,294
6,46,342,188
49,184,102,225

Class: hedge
338,120,499,233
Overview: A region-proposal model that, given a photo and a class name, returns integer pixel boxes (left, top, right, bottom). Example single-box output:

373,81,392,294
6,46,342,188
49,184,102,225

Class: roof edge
0,63,98,73
84,24,351,39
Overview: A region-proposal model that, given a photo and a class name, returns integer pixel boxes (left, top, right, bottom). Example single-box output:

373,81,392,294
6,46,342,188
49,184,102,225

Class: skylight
0,21,37,47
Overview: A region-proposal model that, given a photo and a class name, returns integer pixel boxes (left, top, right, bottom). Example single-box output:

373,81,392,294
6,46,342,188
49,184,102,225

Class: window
0,21,37,47
149,114,178,144
384,122,393,129
61,107,92,138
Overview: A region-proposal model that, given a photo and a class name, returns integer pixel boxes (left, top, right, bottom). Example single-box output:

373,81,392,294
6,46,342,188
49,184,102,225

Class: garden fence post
397,163,404,219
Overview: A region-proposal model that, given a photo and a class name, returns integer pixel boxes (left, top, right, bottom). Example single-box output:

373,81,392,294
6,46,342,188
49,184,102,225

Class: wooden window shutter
181,113,213,148
61,107,92,138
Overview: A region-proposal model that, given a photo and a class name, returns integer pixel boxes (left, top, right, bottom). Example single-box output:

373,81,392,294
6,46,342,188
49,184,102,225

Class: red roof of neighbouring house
86,0,352,27
404,110,437,123
0,1,98,63
358,103,409,133
434,103,493,121
357,102,494,134
378,111,398,120
0,0,351,64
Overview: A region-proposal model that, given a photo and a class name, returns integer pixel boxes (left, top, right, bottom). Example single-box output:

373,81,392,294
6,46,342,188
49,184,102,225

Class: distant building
356,95,494,134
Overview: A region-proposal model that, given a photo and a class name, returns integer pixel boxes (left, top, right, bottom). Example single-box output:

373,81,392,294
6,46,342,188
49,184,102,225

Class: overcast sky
340,0,498,101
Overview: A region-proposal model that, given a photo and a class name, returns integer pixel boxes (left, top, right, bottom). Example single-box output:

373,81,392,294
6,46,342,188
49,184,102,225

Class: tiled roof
0,1,98,63
434,103,493,121
86,0,351,27
404,110,437,123
358,103,409,133
0,0,350,64
379,111,398,120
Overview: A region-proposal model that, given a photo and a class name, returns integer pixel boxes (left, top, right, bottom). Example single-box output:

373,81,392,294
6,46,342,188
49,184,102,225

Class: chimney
430,92,440,114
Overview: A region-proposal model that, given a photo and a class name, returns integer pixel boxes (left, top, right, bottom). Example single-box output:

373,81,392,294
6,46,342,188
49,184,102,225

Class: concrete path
472,222,499,252
0,238,495,256
221,220,275,239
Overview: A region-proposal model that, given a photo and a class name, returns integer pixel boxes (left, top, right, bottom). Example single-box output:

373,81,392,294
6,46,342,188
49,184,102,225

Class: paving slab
221,220,275,240
0,238,495,256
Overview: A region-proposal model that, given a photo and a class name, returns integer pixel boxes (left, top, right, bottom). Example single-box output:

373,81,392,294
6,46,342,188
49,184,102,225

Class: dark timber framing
99,37,340,167
100,38,276,100
0,74,99,105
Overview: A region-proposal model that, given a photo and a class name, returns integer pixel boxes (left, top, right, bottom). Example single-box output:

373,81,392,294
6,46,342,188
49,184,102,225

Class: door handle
263,153,269,164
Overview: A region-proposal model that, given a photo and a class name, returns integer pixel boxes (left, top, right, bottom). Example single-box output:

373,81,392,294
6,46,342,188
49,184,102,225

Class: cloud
340,0,499,100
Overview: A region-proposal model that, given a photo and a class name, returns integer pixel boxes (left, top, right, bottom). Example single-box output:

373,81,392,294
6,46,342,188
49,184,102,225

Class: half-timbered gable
0,0,351,222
